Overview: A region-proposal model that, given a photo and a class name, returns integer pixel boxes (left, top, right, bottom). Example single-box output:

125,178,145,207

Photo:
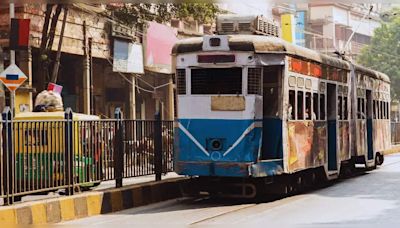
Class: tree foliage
111,3,221,27
358,8,400,98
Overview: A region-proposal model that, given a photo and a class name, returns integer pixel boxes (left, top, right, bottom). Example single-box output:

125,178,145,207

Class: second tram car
172,34,391,197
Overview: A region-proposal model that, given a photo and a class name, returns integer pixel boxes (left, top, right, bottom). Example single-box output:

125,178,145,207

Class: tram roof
353,64,390,83
172,35,390,83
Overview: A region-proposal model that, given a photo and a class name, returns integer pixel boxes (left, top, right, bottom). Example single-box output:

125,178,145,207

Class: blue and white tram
172,35,391,197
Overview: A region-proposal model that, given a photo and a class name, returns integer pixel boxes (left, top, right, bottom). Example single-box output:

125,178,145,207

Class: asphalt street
63,153,400,227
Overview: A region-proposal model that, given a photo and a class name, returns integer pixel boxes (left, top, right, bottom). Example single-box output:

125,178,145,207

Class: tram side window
305,92,312,120
338,96,343,120
380,101,383,119
373,100,377,119
248,68,262,95
382,101,385,119
297,91,304,120
383,102,388,120
376,101,381,120
385,102,389,120
288,90,296,120
362,99,366,119
176,69,186,94
320,94,326,120
343,97,348,120
313,93,319,120
357,98,366,119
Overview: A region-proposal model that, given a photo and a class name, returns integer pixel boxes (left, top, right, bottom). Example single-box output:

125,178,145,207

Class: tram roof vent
216,14,280,37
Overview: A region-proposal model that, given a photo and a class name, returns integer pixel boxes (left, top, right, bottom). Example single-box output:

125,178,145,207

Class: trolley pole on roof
9,3,15,116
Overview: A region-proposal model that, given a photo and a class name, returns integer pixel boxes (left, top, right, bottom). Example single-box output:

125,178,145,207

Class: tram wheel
375,153,384,166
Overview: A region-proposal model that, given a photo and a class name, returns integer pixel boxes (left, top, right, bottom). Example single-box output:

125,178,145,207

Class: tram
172,18,391,198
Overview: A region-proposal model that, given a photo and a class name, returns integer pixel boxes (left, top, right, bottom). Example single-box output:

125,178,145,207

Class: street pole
9,3,15,116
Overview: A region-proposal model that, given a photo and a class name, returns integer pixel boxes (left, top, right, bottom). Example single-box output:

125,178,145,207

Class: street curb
0,177,189,225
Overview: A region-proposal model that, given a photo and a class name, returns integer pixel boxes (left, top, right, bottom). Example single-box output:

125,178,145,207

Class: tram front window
191,68,242,95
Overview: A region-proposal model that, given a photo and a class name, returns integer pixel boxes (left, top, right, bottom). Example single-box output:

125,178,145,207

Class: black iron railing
0,107,174,205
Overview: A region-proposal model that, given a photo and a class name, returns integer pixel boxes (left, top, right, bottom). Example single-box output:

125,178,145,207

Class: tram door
261,66,282,160
366,90,374,160
327,83,338,171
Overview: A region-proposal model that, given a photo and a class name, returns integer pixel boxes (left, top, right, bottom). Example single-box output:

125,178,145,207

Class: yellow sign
281,14,295,43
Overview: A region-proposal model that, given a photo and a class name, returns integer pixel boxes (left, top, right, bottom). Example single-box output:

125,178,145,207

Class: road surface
63,154,400,227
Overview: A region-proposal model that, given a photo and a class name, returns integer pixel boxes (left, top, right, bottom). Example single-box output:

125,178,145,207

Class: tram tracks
186,158,400,225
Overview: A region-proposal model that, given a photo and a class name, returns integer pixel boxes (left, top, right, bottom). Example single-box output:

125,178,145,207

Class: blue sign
6,74,19,80
295,11,306,47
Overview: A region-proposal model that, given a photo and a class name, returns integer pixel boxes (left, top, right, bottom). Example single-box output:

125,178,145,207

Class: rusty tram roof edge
172,35,390,83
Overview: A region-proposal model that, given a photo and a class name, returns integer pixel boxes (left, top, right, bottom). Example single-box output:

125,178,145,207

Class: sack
33,90,64,112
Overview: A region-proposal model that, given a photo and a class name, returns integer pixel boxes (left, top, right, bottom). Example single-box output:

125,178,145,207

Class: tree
110,3,221,27
358,8,400,98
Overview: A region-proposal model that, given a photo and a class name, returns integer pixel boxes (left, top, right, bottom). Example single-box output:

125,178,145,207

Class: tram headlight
209,138,223,151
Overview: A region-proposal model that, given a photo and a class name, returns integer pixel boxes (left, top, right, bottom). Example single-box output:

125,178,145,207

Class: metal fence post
154,111,163,181
2,107,14,205
114,108,124,188
64,108,74,195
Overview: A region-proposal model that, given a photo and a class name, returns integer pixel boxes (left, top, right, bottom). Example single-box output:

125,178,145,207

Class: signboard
113,40,144,74
295,11,306,47
145,22,178,74
10,18,30,50
48,82,63,94
0,63,27,91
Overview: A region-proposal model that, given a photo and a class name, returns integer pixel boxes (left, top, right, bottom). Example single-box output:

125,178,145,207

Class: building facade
0,4,140,118
272,3,384,59
0,4,182,120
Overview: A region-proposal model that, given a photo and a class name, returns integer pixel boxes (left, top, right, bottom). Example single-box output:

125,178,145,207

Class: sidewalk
0,172,188,225
385,145,400,155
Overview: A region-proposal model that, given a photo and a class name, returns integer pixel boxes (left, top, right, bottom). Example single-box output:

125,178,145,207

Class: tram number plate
211,96,245,111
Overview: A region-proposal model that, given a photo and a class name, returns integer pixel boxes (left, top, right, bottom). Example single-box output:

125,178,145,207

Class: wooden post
82,21,91,114
51,6,68,83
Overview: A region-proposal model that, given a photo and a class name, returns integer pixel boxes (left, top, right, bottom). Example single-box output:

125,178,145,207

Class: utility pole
9,3,15,115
